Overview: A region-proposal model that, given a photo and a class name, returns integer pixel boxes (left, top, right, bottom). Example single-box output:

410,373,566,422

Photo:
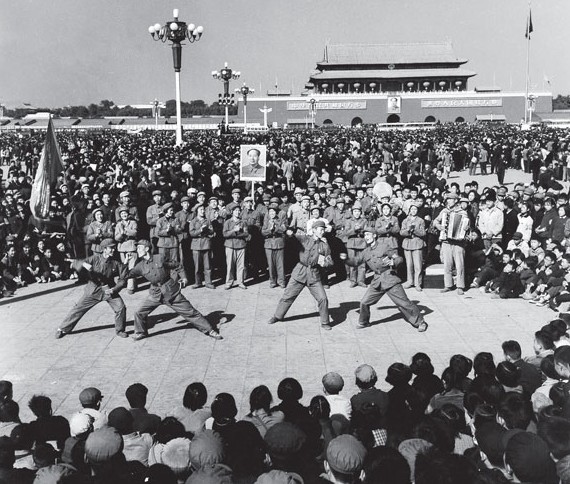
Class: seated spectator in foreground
0,436,35,483
125,383,160,435
242,384,284,438
321,372,351,421
107,406,152,466
168,382,211,436
27,395,70,451
501,340,542,395
0,400,20,437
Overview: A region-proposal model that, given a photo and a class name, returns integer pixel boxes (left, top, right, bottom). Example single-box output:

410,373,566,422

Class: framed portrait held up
240,144,267,181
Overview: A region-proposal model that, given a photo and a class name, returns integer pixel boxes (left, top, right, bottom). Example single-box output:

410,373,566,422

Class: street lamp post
150,98,162,129
236,83,254,134
212,62,240,131
308,98,317,129
148,9,203,146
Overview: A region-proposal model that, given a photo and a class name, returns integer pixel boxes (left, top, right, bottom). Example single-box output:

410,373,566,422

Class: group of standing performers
56,194,431,340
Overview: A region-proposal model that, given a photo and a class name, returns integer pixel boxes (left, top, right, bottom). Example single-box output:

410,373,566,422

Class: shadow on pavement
0,281,79,306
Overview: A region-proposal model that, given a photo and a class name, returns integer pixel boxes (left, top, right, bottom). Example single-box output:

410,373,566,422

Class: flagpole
524,1,531,124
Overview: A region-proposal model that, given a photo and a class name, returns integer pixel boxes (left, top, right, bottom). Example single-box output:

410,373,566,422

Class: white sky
1,0,568,108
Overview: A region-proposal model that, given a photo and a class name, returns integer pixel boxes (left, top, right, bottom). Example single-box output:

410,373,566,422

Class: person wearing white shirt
322,372,351,420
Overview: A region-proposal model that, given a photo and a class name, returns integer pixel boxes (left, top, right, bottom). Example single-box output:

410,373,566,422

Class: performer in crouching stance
128,240,223,341
341,227,428,332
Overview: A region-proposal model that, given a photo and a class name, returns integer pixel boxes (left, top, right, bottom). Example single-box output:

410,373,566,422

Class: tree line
4,99,238,119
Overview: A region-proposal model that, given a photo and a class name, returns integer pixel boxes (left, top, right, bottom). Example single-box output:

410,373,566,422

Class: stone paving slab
0,276,553,423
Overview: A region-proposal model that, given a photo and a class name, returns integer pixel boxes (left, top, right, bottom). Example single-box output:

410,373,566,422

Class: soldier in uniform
225,188,242,217
175,196,194,275
205,197,219,222
55,239,128,339
262,203,287,288
287,187,305,221
242,196,264,281
374,202,400,256
188,204,215,289
115,191,139,226
146,190,163,254
289,195,311,234
341,229,428,332
156,203,183,264
114,207,138,294
343,202,368,287
268,220,333,330
128,240,223,341
223,205,249,290
86,208,114,255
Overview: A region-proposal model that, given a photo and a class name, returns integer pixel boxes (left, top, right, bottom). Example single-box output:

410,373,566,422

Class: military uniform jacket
114,219,138,252
261,217,287,249
86,221,114,253
72,254,127,300
290,209,310,234
115,205,139,225
346,243,403,291
189,216,214,251
175,209,194,241
146,204,162,239
400,216,426,250
225,201,241,218
129,254,185,303
156,216,182,248
374,215,400,251
344,217,368,250
290,234,333,285
223,218,250,249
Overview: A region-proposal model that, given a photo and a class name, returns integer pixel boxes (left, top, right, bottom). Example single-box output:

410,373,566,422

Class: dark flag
30,118,64,219
525,9,533,38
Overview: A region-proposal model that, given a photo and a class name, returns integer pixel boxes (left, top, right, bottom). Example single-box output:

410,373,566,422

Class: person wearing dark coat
501,198,520,249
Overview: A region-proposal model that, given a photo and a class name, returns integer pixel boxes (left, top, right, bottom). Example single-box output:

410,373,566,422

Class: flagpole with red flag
524,2,533,124
30,117,64,220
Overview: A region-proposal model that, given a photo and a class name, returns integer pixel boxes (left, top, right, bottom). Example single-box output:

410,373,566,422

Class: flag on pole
525,8,533,38
30,118,64,219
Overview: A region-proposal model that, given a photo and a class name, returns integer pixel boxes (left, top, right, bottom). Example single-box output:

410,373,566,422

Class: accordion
439,210,470,241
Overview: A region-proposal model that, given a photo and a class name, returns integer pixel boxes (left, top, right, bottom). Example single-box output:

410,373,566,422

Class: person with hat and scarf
55,239,128,339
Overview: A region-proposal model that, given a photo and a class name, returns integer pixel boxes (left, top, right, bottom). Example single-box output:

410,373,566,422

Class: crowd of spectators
1,125,570,482
0,124,569,300
1,321,570,483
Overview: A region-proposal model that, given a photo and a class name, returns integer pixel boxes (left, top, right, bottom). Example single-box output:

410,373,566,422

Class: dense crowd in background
2,124,570,481
0,124,569,302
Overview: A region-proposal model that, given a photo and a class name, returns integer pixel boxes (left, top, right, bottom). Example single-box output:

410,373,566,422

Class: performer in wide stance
128,240,223,341
55,239,128,339
268,220,334,330
341,227,428,332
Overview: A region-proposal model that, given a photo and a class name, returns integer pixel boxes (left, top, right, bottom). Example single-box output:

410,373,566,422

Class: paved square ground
0,272,551,423
0,169,556,421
